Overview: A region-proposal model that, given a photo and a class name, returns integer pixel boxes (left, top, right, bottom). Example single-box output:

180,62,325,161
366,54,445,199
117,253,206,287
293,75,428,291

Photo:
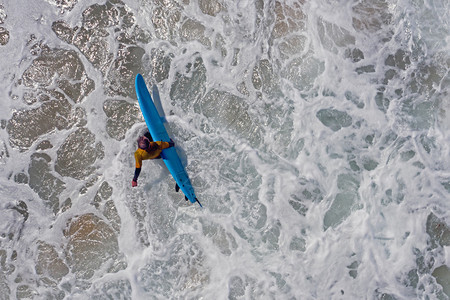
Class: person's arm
159,140,175,150
132,168,141,187
133,150,142,187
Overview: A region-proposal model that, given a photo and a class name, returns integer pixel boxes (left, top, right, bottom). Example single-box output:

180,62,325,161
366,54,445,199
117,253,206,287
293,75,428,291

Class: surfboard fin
175,184,180,192
196,198,203,208
185,196,188,201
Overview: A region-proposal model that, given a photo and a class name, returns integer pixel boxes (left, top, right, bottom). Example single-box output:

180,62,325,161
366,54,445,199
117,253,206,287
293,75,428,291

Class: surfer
132,132,174,187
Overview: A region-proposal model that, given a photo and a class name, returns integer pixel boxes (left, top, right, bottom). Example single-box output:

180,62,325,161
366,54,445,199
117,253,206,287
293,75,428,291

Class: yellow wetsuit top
134,141,170,168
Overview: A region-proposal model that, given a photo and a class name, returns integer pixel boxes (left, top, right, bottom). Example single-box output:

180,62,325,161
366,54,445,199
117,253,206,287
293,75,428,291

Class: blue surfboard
135,74,201,207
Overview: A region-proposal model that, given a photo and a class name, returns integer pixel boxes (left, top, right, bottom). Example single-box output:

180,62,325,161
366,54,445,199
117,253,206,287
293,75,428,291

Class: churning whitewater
0,0,449,299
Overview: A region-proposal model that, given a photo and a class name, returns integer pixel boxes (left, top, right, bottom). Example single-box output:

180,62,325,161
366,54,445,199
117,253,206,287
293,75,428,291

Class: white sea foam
0,0,449,299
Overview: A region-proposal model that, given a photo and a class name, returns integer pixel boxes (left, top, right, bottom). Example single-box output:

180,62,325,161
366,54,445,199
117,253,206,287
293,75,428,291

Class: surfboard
135,74,201,207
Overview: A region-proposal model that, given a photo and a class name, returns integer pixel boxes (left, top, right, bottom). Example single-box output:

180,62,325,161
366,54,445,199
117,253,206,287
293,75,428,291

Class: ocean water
0,0,449,299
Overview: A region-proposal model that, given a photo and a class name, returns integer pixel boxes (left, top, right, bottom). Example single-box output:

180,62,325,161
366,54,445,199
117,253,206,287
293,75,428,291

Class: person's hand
168,139,175,147
132,180,137,187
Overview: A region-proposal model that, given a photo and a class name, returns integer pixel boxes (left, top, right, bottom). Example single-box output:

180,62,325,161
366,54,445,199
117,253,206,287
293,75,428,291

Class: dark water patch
0,5,8,45
28,153,65,214
345,91,365,108
404,240,450,297
362,157,378,171
289,195,308,216
11,201,28,223
318,18,355,53
426,213,450,249
215,33,227,58
0,4,6,24
347,260,359,279
337,173,360,192
22,89,62,106
16,285,43,299
410,63,445,95
198,0,222,17
252,59,282,97
269,271,290,293
0,27,8,45
0,249,15,276
401,268,419,290
63,213,125,282
278,34,307,60
150,0,182,41
108,45,146,96
147,48,174,83
400,150,415,161
289,178,324,216
93,181,121,233
324,174,360,230
282,54,325,91
356,65,375,74
14,173,28,184
399,97,437,131
323,192,357,230
194,89,262,146
48,0,79,14
170,56,207,111
374,290,398,300
375,88,390,112
21,48,95,103
349,160,360,171
432,265,450,297
383,69,397,85
7,49,89,152
272,1,306,40
93,181,113,206
381,181,405,206
55,128,104,180
376,46,446,129
0,139,9,165
36,140,53,151
36,241,70,284
262,221,281,251
289,236,306,252
60,198,72,214
103,99,142,140
52,0,149,97
352,0,392,34
385,49,411,70
228,276,245,299
345,48,364,62
180,18,211,48
316,108,352,132
419,134,436,155
441,180,450,193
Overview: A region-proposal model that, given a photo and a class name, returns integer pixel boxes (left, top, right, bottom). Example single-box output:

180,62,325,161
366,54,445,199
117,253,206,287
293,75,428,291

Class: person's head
137,136,150,149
